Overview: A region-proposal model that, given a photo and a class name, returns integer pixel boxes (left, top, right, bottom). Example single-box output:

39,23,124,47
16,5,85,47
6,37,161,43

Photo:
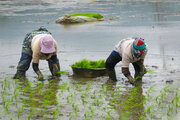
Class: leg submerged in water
105,51,122,81
13,70,26,80
107,69,117,81
14,52,32,80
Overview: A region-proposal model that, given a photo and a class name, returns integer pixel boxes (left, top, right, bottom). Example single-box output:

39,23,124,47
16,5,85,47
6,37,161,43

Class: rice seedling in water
167,89,180,116
155,85,171,105
52,108,59,119
17,105,24,118
117,86,145,120
71,59,106,69
56,70,69,75
135,69,155,81
1,71,179,120
143,85,180,120
146,84,156,98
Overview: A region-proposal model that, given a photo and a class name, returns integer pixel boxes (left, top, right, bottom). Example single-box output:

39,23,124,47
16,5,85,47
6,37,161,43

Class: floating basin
72,67,107,78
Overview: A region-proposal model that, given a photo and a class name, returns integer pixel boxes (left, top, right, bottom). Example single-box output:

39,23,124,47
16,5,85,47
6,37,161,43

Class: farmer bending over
105,37,148,84
14,27,60,80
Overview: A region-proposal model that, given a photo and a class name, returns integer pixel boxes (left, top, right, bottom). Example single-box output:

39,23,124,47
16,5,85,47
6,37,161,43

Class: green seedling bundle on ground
71,13,103,19
71,59,106,69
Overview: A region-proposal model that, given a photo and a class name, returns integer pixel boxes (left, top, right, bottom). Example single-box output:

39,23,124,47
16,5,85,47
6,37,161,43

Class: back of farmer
14,27,60,80
105,37,148,85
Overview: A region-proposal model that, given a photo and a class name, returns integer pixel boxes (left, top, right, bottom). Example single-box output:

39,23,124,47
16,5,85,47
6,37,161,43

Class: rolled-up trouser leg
105,51,122,81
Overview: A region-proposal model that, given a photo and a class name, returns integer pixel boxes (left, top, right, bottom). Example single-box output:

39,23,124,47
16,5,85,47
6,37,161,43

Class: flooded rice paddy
0,0,180,120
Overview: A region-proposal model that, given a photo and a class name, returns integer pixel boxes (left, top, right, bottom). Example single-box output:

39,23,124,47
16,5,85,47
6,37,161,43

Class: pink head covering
39,35,56,53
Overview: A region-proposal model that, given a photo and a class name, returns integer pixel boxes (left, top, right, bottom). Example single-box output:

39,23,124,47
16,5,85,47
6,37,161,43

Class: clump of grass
71,59,106,69
71,13,103,19
57,71,69,75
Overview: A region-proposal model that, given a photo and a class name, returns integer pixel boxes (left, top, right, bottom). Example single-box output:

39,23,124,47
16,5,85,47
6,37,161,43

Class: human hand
139,72,144,76
37,71,44,81
139,67,147,76
38,74,44,81
127,75,134,84
52,64,60,77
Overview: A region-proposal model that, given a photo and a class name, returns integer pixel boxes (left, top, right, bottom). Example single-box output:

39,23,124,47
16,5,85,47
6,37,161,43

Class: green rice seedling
81,83,92,104
28,107,35,120
119,111,131,120
2,92,7,103
37,82,44,90
88,105,96,113
110,91,116,97
57,70,69,75
102,84,109,94
106,109,113,120
71,13,103,19
116,86,145,119
156,86,170,105
17,105,24,118
69,110,79,120
109,96,119,105
86,82,91,90
14,86,20,100
67,93,74,103
81,91,89,105
145,69,155,74
167,90,180,116
84,109,96,120
83,105,98,119
4,101,11,112
144,85,180,120
145,104,153,113
134,69,155,81
96,98,103,106
28,113,33,120
72,101,79,112
58,82,68,93
73,81,82,91
52,108,59,119
4,77,11,90
146,84,156,99
71,59,106,69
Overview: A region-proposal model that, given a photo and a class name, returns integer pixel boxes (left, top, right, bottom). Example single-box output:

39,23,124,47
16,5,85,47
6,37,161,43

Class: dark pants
17,51,32,71
105,51,122,71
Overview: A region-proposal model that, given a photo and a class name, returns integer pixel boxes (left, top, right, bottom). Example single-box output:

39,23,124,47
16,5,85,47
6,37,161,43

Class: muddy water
0,0,180,120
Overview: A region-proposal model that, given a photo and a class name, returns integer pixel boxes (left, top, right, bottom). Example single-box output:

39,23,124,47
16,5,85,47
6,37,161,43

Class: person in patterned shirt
14,27,60,80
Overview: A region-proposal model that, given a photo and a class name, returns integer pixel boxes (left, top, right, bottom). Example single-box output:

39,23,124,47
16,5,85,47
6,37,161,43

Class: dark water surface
0,0,180,120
